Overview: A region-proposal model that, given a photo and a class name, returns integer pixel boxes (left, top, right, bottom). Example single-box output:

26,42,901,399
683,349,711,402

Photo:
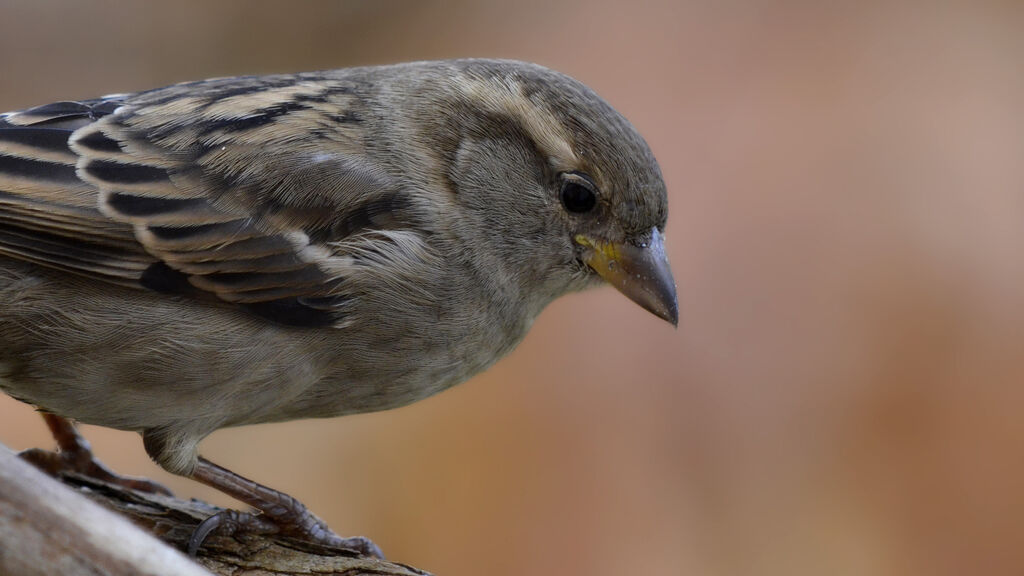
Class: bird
0,58,676,557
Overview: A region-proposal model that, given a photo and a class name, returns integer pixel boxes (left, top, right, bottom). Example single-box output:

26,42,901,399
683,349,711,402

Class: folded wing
0,76,415,327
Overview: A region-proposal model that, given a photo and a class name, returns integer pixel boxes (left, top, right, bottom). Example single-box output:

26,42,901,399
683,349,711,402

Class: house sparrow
0,59,676,557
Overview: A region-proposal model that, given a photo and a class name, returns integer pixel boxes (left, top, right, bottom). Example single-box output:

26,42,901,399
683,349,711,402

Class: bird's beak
575,228,678,326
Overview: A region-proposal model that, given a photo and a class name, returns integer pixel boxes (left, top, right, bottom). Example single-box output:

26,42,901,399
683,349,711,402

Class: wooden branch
0,444,431,576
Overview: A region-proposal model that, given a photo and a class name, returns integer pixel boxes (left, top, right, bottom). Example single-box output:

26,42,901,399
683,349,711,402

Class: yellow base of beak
576,228,678,325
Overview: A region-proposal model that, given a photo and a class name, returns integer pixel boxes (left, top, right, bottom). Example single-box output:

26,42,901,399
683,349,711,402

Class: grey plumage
0,59,675,553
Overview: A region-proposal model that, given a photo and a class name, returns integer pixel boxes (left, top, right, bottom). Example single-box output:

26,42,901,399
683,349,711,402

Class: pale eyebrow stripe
456,74,579,170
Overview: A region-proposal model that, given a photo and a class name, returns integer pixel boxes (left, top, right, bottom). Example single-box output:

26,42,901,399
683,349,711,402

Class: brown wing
0,76,415,327
0,100,153,287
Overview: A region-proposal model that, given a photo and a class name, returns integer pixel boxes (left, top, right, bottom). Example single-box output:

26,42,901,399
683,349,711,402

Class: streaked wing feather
0,97,156,286
0,75,419,327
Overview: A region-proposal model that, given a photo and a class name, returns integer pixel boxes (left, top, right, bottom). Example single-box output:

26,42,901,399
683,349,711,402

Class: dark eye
560,174,597,214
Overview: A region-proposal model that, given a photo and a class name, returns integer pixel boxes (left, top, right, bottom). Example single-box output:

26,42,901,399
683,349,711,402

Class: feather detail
0,75,432,327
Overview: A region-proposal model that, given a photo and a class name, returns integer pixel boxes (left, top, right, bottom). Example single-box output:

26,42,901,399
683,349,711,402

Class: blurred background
1,1,1023,575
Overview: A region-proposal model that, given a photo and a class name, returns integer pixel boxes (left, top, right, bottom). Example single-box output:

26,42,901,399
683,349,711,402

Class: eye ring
560,172,598,214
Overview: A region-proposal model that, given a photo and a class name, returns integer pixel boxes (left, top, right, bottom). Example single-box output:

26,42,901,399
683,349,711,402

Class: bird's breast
289,291,536,418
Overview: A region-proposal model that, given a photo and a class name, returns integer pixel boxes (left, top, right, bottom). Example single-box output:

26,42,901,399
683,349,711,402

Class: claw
187,457,385,559
22,413,173,496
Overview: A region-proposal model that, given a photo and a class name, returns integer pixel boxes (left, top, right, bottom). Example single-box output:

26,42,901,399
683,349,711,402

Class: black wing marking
0,98,153,286
0,76,419,327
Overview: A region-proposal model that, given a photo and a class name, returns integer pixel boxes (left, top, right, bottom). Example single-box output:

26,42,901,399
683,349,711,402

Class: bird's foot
187,456,383,559
19,412,172,496
188,508,383,558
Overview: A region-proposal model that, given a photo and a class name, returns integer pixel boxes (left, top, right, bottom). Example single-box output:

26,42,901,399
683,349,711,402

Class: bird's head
398,59,677,325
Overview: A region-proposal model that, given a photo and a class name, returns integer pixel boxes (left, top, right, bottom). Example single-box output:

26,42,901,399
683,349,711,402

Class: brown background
1,1,1022,575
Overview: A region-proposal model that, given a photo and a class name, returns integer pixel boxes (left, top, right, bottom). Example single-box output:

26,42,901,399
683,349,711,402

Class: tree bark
0,444,430,576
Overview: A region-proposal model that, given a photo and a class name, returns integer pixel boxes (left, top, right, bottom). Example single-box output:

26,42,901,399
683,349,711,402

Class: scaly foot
20,413,172,496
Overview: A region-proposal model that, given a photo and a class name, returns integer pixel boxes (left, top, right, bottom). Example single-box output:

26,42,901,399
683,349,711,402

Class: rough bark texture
0,444,431,576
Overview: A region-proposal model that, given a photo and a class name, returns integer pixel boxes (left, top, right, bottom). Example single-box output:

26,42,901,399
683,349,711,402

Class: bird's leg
19,412,172,495
187,456,383,559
